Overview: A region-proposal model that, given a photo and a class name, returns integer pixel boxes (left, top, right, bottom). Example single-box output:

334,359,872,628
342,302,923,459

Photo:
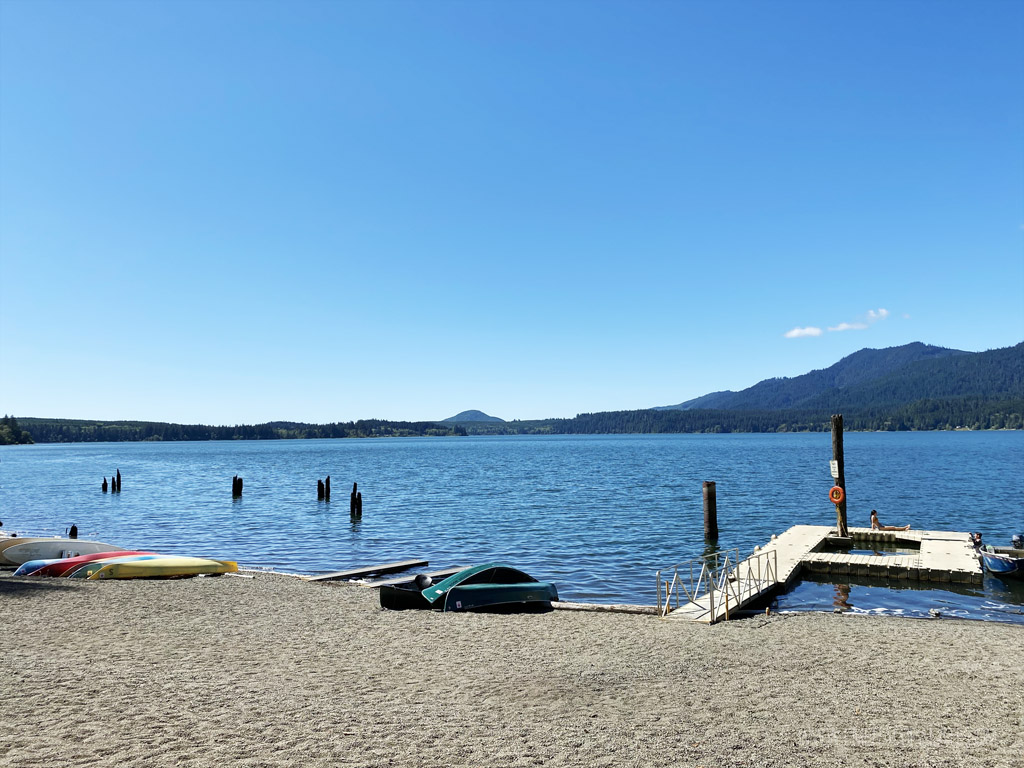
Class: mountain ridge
658,342,1020,412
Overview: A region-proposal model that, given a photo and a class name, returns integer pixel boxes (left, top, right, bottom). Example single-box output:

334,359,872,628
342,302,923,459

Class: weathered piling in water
325,475,331,501
232,475,243,497
350,483,362,518
317,479,325,500
831,414,848,537
703,481,718,540
68,524,78,539
116,469,121,493
102,477,108,493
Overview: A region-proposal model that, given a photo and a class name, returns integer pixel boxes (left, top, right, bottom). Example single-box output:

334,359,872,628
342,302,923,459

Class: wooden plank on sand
306,558,428,582
364,567,465,588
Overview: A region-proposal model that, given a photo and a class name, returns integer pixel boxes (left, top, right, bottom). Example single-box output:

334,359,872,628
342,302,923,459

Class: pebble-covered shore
2,572,1021,767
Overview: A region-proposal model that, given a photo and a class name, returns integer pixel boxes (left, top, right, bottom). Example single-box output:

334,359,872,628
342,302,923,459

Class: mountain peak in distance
443,410,505,423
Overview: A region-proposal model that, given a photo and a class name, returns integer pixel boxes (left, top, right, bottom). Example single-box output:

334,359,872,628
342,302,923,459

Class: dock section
662,525,983,624
801,527,982,584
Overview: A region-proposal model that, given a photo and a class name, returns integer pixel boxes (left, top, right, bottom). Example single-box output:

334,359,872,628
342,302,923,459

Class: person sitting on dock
870,510,910,532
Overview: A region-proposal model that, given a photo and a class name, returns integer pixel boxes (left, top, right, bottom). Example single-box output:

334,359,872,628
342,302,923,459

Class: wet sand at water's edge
2,572,1021,768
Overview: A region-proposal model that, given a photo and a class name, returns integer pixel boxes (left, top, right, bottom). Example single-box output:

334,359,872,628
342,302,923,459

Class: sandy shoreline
2,572,1021,768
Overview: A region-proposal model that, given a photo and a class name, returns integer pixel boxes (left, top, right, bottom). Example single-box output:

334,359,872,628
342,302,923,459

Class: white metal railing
656,547,778,623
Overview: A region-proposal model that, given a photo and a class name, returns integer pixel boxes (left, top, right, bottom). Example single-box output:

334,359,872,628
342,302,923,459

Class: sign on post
829,460,839,479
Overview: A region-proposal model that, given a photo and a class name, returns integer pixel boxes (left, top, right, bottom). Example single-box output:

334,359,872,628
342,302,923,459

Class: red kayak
31,550,156,577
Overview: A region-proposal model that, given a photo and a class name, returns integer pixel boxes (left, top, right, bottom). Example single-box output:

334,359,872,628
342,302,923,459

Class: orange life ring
829,485,845,505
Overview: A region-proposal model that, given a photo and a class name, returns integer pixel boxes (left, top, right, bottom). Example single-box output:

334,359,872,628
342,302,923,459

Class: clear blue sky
1,0,1022,424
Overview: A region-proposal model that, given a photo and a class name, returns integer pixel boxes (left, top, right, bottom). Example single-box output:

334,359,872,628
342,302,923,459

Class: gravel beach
2,572,1021,768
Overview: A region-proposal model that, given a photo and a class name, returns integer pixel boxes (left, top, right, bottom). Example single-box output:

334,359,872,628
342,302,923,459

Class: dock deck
664,525,983,623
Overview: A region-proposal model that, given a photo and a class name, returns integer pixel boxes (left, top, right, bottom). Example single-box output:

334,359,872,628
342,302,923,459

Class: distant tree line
0,415,33,445
7,397,1020,445
16,418,467,443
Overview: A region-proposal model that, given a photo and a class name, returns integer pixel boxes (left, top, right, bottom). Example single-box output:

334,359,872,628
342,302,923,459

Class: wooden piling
317,479,325,500
232,475,243,497
356,491,362,517
703,481,718,540
116,469,121,493
325,475,331,501
831,414,848,537
102,477,108,493
350,483,358,516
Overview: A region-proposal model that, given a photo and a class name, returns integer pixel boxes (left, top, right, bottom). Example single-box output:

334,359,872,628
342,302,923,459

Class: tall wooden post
831,414,848,537
325,475,331,501
703,481,718,540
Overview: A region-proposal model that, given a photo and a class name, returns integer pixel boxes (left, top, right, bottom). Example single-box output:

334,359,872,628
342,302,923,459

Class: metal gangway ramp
657,526,839,623
657,548,779,623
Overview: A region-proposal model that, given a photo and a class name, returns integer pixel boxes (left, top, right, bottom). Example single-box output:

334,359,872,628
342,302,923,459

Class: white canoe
0,537,60,566
1,539,127,565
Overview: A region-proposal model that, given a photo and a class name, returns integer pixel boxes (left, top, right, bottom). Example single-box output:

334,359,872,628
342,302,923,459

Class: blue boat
980,546,1024,578
379,563,558,612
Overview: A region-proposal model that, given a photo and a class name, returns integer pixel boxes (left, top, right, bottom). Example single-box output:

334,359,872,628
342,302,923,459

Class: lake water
2,432,1022,621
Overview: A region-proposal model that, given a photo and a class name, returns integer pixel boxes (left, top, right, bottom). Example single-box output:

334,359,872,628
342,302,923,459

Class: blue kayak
13,558,62,576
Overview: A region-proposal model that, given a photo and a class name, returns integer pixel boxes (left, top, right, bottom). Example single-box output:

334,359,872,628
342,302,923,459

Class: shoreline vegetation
3,398,1023,444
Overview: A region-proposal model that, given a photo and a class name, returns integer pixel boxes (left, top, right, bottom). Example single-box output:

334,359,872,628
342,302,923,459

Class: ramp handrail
655,547,779,622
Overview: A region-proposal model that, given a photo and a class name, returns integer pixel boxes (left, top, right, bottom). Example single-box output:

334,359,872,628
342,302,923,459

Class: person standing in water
870,510,910,531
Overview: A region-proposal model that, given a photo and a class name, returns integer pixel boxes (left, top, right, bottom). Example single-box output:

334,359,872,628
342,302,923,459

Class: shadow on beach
0,574,81,596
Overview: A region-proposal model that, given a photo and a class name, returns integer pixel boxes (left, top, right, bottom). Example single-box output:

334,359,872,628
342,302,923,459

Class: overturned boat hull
379,563,558,612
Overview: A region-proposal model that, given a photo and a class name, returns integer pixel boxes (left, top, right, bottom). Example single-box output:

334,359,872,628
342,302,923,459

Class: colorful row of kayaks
1,537,236,580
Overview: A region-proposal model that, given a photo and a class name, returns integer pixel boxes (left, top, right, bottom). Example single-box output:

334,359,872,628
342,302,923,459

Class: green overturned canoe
442,581,559,612
412,562,558,612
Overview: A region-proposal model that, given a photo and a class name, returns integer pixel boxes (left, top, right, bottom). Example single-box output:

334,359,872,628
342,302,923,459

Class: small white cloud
785,326,823,338
866,308,890,322
828,322,868,332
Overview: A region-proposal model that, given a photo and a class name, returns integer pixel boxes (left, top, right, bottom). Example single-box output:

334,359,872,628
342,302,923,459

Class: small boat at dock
979,545,1024,578
379,563,558,612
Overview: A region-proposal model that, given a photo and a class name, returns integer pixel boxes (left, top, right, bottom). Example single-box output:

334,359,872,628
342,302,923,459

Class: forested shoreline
4,397,1021,445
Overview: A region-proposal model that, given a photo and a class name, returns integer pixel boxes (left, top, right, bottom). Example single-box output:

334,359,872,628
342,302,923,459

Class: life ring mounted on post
829,485,845,505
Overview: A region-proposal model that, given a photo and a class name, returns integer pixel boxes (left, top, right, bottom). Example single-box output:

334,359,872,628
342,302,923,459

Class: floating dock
802,527,982,584
662,525,983,624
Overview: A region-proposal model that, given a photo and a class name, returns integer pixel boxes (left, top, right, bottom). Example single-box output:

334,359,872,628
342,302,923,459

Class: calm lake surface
3,432,1022,621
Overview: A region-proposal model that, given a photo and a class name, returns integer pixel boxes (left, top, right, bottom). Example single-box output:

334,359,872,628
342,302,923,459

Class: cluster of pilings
227,474,362,517
102,470,122,493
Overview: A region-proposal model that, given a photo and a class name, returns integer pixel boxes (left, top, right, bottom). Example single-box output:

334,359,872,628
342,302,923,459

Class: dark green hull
443,581,558,612
378,563,558,612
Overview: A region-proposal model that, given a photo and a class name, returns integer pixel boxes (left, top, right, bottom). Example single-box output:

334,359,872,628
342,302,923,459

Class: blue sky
1,0,1022,424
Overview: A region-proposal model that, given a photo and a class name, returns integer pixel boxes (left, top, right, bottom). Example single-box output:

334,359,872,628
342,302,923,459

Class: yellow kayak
88,556,238,580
